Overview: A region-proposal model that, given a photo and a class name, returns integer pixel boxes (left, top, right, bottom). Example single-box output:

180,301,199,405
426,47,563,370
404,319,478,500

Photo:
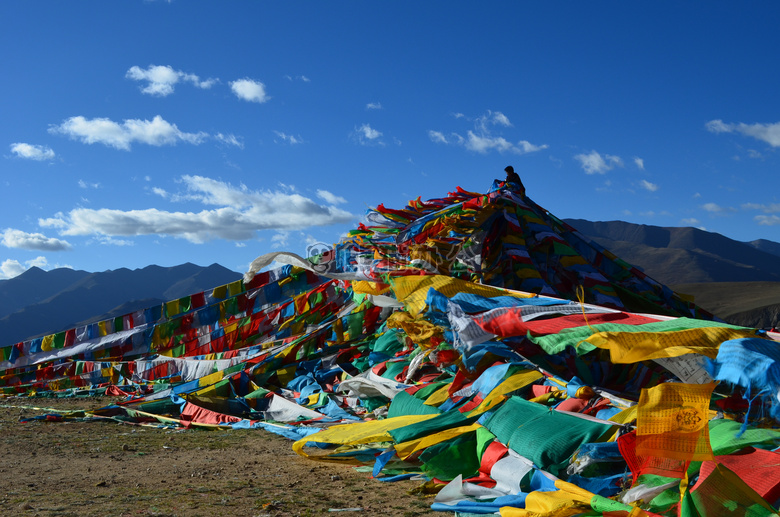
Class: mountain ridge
564,218,780,284
0,263,241,345
563,218,780,328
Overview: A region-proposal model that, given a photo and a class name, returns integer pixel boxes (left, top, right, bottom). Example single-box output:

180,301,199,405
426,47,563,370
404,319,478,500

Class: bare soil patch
0,398,442,517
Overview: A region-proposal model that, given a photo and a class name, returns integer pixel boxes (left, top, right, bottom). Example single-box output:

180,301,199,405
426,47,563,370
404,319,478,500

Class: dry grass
0,398,442,517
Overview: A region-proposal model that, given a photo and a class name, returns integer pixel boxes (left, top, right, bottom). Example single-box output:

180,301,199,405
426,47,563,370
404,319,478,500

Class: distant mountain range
1,220,779,347
564,219,780,284
564,219,780,328
0,263,241,346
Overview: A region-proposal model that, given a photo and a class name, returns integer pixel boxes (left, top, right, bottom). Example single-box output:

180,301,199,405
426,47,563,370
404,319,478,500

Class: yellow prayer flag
212,285,227,299
151,326,163,350
392,274,533,315
41,334,54,352
500,479,593,517
228,280,243,297
500,478,641,516
274,365,297,387
394,423,482,460
292,413,438,459
386,311,443,348
423,382,453,407
636,382,716,462
351,280,392,296
584,327,759,364
197,370,223,388
609,405,638,425
166,299,180,317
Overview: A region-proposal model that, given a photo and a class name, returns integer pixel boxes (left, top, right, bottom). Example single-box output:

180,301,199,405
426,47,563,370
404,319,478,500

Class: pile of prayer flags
2,180,778,516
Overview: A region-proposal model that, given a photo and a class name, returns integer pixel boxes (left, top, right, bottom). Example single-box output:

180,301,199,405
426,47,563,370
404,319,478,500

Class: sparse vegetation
0,398,443,517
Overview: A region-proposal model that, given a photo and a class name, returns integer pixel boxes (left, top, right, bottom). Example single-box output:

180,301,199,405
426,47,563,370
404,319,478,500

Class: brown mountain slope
672,281,780,328
565,218,780,284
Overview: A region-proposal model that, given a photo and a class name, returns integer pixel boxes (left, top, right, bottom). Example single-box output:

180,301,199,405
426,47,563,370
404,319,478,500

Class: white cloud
748,121,780,145
28,256,49,268
271,232,289,249
303,234,320,247
352,123,384,146
463,112,536,154
358,124,382,139
680,218,701,226
78,179,100,189
704,119,730,133
126,65,217,96
639,179,659,192
574,150,624,174
10,143,56,161
428,130,448,144
742,202,780,213
0,256,53,279
230,78,270,103
366,102,383,110
429,110,547,156
183,74,217,89
94,235,134,246
634,157,645,170
316,190,347,205
49,115,208,150
0,259,26,279
514,140,547,154
756,215,780,226
706,119,780,147
273,131,303,145
489,112,512,127
215,133,244,148
701,202,736,213
595,179,613,192
152,187,169,198
1,228,72,251
39,175,355,244
464,132,515,153
473,111,512,130
0,257,70,280
40,212,68,229
126,65,177,96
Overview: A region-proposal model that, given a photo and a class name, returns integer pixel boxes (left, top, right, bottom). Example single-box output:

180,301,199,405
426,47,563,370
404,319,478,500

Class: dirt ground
0,398,445,517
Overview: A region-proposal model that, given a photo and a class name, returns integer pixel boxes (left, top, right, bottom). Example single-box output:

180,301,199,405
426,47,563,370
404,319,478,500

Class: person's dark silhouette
504,165,525,194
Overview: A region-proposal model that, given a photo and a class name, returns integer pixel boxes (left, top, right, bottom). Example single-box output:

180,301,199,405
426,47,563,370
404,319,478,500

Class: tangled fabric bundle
2,181,779,516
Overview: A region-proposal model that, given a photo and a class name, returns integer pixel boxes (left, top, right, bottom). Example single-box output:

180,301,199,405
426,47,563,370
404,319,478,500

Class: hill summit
247,180,712,319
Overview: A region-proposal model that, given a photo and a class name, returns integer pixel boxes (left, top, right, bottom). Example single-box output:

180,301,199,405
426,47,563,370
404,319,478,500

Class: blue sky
2,2,780,279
